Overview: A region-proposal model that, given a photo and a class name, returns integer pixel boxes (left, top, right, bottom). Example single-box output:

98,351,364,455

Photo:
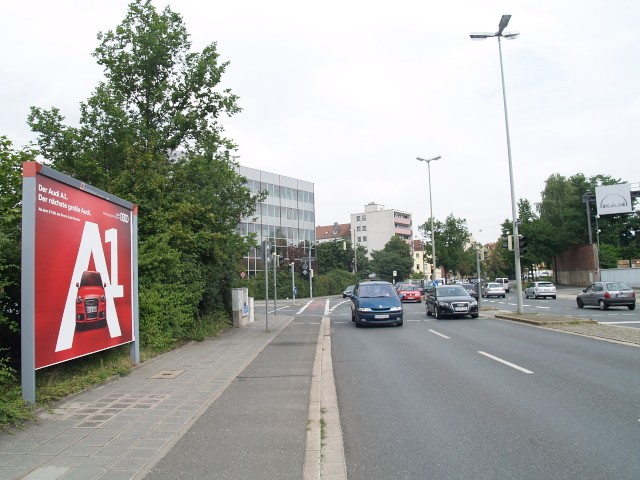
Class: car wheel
396,319,403,327
533,292,538,299
426,306,432,316
598,299,608,310
355,315,363,328
628,304,636,311
524,291,529,299
577,298,584,309
351,310,356,322
502,294,505,298
471,314,478,319
434,308,440,319
552,295,556,299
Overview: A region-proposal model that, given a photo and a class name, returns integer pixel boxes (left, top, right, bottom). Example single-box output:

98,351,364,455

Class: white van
494,277,510,293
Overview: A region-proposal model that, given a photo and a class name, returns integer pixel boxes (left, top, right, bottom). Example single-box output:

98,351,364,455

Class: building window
357,226,361,232
362,236,367,241
357,236,362,242
356,215,361,221
362,215,366,221
362,226,367,231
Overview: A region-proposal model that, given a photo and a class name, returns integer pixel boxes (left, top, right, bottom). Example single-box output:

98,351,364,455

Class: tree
316,240,352,273
0,138,38,359
537,173,589,251
537,172,639,266
27,0,260,348
370,236,413,282
419,214,471,279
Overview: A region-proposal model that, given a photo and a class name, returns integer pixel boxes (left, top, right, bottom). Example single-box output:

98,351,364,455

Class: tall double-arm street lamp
416,156,441,281
471,14,524,314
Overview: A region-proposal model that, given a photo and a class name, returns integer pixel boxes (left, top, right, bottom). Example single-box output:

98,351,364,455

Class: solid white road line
296,300,314,315
478,351,534,374
429,329,450,339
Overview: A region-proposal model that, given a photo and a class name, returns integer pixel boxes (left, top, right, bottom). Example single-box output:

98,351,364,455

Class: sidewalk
0,312,344,480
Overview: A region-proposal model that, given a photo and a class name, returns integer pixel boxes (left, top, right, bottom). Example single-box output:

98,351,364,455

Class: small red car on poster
75,271,107,330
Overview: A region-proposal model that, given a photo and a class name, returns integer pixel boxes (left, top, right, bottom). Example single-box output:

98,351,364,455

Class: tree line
314,173,639,283
0,0,265,380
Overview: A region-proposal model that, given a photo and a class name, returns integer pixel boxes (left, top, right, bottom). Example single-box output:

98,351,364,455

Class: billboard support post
21,166,37,404
130,205,140,364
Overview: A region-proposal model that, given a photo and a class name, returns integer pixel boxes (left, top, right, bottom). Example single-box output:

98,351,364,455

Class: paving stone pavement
0,314,326,480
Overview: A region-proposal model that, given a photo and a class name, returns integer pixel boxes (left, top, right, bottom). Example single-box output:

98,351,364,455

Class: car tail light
632,291,636,298
604,292,611,299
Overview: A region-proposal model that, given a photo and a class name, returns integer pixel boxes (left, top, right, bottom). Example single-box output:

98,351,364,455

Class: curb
304,317,347,480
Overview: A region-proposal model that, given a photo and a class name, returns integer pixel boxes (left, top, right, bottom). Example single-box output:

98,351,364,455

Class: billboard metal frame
21,162,139,403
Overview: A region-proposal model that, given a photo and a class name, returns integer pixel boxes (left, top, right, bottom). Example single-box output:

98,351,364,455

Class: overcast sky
2,0,639,244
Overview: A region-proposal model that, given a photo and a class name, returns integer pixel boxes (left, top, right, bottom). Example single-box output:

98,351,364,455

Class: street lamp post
471,14,524,314
416,156,441,282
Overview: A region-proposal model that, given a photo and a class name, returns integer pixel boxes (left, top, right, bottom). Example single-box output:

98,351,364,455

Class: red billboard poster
33,173,134,368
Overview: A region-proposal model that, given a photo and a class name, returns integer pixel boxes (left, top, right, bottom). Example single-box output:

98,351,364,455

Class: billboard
595,183,632,216
22,163,137,370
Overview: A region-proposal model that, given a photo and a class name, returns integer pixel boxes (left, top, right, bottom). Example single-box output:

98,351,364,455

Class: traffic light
502,234,514,251
518,235,527,255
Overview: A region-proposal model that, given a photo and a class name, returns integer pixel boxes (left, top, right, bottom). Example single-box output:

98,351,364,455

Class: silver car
482,282,506,298
576,282,636,310
524,281,557,299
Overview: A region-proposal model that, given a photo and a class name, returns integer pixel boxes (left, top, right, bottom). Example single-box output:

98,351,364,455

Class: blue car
350,281,403,327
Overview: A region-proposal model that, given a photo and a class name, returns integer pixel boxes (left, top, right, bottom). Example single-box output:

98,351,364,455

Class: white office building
237,166,315,276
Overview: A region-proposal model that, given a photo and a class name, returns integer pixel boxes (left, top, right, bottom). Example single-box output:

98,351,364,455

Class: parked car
494,277,510,293
460,283,479,301
426,284,478,319
524,281,557,299
576,281,636,310
75,271,107,330
396,284,422,303
342,285,355,298
482,282,506,298
350,281,403,327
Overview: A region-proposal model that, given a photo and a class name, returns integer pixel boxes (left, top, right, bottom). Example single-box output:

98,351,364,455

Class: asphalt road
330,299,640,479
481,289,640,328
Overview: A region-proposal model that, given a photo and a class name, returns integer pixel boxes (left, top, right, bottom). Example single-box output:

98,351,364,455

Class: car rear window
538,282,553,286
606,282,631,291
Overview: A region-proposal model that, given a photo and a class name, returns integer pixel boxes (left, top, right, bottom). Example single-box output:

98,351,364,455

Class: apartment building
350,202,413,258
